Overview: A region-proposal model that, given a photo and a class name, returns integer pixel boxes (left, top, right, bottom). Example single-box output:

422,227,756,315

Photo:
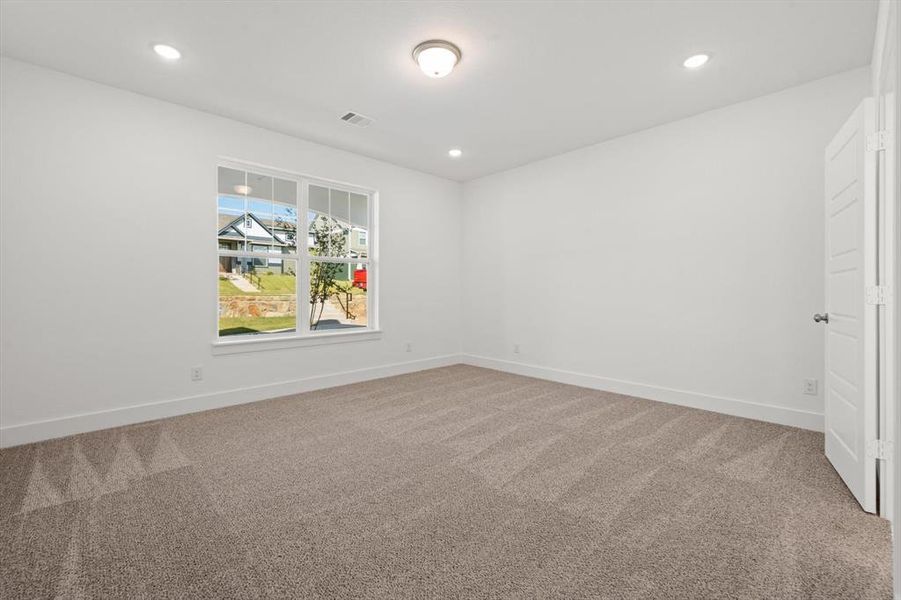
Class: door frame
875,47,898,526
870,0,899,597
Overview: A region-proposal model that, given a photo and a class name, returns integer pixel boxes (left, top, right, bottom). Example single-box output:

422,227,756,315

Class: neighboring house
218,212,294,274
350,227,368,256
219,211,368,280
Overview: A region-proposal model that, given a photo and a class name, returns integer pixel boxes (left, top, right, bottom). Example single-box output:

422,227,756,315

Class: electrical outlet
191,366,203,382
405,342,413,353
803,378,818,396
513,344,520,354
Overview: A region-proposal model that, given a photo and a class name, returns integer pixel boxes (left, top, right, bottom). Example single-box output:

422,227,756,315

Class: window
217,163,375,342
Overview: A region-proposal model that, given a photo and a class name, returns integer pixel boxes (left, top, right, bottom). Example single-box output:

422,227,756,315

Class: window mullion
298,179,311,336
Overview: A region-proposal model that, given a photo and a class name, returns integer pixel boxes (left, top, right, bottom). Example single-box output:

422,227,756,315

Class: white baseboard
462,354,824,432
0,354,463,448
1,352,825,447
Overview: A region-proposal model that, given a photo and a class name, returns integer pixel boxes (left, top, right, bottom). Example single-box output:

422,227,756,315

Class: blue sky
218,194,300,223
218,194,365,231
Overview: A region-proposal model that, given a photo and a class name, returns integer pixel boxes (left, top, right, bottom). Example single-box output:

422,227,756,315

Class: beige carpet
0,365,892,599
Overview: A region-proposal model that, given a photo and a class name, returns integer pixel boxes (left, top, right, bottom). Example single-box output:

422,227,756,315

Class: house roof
217,213,291,246
218,213,294,230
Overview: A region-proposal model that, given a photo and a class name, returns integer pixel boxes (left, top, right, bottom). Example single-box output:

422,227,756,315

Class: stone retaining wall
219,295,297,318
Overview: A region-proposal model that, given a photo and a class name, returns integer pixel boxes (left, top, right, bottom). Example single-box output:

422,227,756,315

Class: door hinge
867,440,893,460
866,285,891,305
866,130,891,152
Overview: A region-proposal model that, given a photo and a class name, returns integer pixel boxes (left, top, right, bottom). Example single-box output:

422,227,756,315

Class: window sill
211,329,382,355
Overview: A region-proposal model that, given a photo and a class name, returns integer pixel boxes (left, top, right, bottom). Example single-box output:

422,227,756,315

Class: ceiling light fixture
234,185,252,195
448,148,463,158
683,53,710,69
153,44,181,61
413,40,461,78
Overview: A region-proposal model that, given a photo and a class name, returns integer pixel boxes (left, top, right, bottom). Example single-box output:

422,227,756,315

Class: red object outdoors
353,269,367,290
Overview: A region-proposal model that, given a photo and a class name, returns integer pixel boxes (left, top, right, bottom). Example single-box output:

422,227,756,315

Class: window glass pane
333,218,351,257
330,189,350,222
218,195,246,251
273,178,297,253
218,167,247,251
309,184,329,214
329,190,349,257
308,184,355,258
308,261,368,332
219,168,297,256
244,174,274,254
218,257,297,337
350,193,367,229
218,167,245,196
309,184,331,255
350,228,367,258
349,192,368,259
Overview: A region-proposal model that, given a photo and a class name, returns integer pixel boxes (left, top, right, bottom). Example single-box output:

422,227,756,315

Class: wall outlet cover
803,378,818,395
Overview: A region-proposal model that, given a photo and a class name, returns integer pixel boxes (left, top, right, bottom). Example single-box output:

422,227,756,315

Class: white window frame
213,159,380,354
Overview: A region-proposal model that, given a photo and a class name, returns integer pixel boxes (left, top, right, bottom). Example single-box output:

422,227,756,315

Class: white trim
0,354,461,449
461,354,824,432
878,89,898,522
212,328,382,354
872,0,891,93
871,0,900,594
369,191,380,331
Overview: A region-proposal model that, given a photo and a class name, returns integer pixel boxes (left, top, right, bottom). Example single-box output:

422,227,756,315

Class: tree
275,210,355,329
307,215,354,329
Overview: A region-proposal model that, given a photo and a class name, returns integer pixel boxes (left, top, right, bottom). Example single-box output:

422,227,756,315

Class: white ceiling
0,0,877,181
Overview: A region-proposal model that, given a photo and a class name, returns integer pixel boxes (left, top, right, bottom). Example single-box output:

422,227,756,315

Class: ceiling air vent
340,111,374,128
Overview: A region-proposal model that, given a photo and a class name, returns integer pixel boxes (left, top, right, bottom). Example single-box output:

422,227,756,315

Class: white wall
0,57,873,445
461,68,870,431
0,58,462,446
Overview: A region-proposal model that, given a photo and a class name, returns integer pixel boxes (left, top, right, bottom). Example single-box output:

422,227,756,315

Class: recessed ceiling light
234,185,252,195
153,44,181,61
413,40,461,78
448,148,463,158
683,54,710,69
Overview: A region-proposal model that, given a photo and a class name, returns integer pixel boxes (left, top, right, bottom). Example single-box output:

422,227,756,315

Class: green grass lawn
218,316,297,336
219,274,365,296
219,274,296,296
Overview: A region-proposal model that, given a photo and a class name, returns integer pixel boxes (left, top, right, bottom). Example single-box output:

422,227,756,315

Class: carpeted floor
0,365,893,599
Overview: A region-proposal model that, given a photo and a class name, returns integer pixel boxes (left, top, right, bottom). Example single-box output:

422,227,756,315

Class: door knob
813,313,829,324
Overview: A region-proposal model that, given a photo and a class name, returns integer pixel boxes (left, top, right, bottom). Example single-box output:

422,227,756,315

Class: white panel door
823,98,878,513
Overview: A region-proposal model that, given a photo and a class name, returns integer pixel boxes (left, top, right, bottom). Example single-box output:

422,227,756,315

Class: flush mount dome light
234,184,252,195
413,40,461,78
448,148,462,158
152,43,181,60
683,53,710,69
